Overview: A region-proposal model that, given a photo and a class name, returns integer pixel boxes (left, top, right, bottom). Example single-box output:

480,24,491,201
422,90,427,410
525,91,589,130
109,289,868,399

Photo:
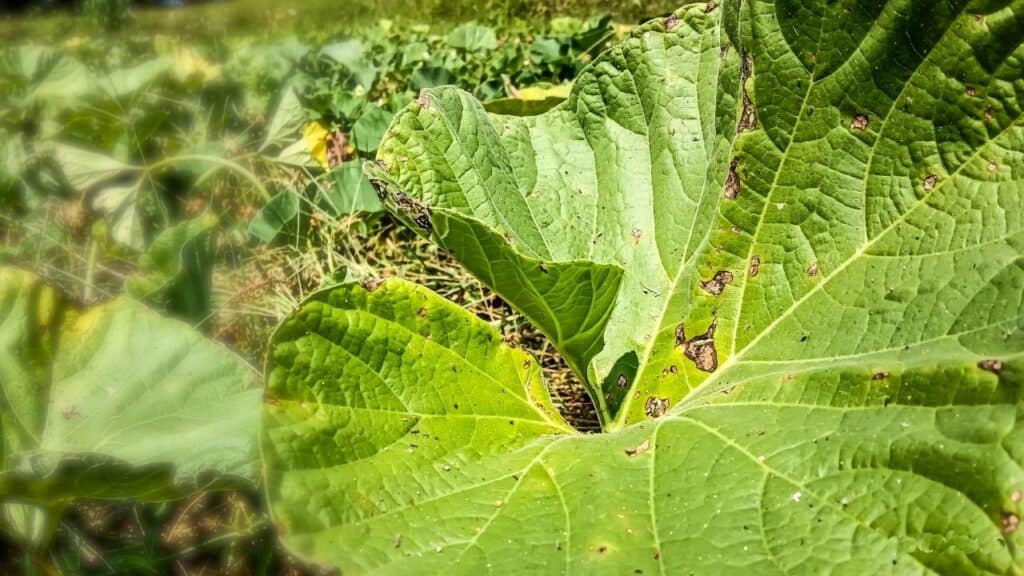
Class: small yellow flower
303,122,331,171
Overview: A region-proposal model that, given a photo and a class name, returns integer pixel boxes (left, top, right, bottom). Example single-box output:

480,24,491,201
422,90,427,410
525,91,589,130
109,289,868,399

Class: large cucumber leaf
264,279,1024,574
367,4,739,425
0,268,262,510
368,0,1024,429
266,0,1024,572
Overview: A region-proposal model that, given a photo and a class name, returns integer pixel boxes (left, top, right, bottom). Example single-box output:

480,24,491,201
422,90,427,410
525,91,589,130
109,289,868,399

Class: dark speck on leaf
724,157,740,199
872,371,889,381
748,256,761,277
979,359,1003,374
1003,513,1019,534
616,374,628,389
624,439,651,457
645,396,670,419
850,114,869,130
678,320,719,372
700,270,734,295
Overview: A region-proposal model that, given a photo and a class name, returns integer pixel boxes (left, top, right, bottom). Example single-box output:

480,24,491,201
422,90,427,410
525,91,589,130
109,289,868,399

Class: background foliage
0,0,682,573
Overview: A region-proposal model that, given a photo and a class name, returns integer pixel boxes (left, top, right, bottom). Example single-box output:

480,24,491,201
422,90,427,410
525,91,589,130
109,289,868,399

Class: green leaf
319,162,384,216
254,1,1024,571
127,212,218,323
261,85,307,153
0,268,261,509
50,143,139,192
321,39,378,91
91,181,146,252
370,0,1024,427
248,189,300,244
46,143,149,250
447,23,498,51
484,83,573,116
410,66,456,91
101,56,172,99
370,5,737,424
264,279,1024,574
351,104,393,153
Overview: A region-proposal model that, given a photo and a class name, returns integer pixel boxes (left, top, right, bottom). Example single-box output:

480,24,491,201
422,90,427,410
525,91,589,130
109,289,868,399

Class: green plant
263,1,1024,573
3,1,1024,574
0,267,261,553
80,0,131,32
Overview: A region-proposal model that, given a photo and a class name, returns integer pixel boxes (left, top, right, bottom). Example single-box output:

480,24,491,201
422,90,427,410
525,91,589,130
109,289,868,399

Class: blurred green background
0,0,679,573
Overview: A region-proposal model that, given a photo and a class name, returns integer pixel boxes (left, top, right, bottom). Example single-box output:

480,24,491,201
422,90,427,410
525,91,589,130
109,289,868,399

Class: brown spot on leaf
675,324,687,347
616,374,628,389
63,406,79,419
700,270,734,295
923,175,938,191
1013,490,1023,503
632,228,643,244
979,359,1003,374
724,157,740,199
362,277,385,292
669,365,678,374
664,13,679,30
806,262,819,277
678,320,719,373
985,108,994,121
1003,513,1019,534
973,13,985,23
395,192,433,231
625,439,651,457
645,396,670,419
704,0,717,12
720,43,732,60
417,90,431,109
370,179,390,200
749,256,761,278
738,54,757,133
965,86,977,97
850,114,869,131
872,371,890,381
988,161,998,172
416,307,428,318
597,545,608,554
